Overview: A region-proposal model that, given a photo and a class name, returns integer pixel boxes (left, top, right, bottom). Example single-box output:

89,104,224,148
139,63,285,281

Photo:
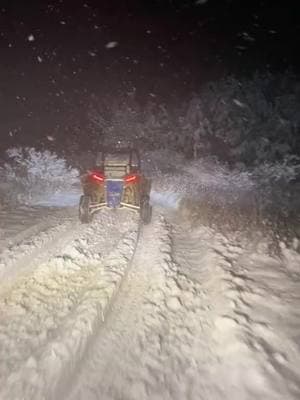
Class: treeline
77,71,300,168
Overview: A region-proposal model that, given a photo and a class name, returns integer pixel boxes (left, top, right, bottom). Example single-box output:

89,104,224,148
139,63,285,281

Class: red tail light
124,174,139,183
90,171,105,183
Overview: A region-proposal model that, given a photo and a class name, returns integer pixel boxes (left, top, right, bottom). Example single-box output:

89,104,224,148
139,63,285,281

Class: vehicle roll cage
95,147,141,172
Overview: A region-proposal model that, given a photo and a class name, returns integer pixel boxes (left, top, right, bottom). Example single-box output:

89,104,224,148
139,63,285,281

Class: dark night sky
0,0,299,149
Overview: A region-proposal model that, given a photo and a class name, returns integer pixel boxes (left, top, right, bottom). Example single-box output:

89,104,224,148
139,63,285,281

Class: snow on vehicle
79,147,152,224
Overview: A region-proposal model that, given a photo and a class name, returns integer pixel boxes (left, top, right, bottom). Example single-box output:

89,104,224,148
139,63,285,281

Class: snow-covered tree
181,72,300,165
0,148,78,204
87,92,144,148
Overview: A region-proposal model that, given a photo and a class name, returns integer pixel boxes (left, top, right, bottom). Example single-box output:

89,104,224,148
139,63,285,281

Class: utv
79,147,152,224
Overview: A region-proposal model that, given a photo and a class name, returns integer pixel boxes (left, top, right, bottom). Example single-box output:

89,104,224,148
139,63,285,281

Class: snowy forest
77,71,300,165
1,70,299,246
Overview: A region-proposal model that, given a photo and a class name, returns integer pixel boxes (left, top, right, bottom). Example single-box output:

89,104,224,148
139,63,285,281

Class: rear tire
79,195,93,223
140,197,152,225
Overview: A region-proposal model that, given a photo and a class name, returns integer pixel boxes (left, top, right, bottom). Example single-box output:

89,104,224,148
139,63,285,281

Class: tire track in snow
0,207,78,288
0,210,140,400
64,212,227,400
173,221,300,400
2,205,299,400
0,206,72,251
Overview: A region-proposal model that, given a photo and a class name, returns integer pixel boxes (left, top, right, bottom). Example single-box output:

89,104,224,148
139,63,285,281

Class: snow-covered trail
64,212,300,400
172,219,300,400
0,203,300,400
0,206,79,288
0,206,75,254
0,208,140,400
63,211,210,400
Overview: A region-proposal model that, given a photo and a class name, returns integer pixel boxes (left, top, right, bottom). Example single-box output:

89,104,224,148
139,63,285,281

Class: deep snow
0,209,140,400
0,150,299,400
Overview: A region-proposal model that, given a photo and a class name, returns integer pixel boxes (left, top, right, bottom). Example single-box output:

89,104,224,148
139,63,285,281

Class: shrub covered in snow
145,150,299,247
0,147,79,205
252,157,300,236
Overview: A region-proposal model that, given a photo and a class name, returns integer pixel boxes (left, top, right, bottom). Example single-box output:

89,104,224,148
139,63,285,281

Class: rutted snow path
0,207,79,288
64,211,215,400
1,205,300,400
0,209,139,400
64,212,300,400
63,213,243,400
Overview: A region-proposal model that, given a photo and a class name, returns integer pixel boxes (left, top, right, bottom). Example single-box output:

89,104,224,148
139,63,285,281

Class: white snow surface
0,150,300,399
0,208,140,400
0,203,299,400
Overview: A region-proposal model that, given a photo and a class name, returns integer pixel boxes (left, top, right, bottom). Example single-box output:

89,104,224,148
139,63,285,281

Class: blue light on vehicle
106,180,124,208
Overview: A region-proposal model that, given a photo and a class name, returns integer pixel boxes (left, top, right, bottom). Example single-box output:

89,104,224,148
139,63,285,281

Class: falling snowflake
28,34,35,42
37,56,43,63
47,136,55,141
240,32,255,42
233,99,246,108
105,41,118,49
